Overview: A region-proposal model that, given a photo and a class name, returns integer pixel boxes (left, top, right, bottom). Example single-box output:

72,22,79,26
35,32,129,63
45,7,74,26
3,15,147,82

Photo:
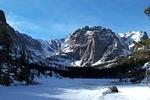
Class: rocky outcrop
0,10,62,64
102,86,119,96
61,26,126,66
0,10,6,24
60,27,149,67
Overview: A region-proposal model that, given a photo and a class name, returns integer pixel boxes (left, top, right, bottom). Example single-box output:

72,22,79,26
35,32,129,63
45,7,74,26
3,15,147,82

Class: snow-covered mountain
60,26,127,66
1,9,150,86
59,28,149,66
120,31,148,50
15,33,64,64
0,10,149,68
11,31,63,64
0,10,63,65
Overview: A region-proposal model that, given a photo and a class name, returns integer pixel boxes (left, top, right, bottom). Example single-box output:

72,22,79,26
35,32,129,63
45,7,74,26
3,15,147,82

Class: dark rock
102,86,118,96
108,86,119,93
142,31,149,40
0,10,6,24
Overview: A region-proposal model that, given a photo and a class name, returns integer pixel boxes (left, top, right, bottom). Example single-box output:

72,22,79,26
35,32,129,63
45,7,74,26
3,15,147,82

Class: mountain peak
61,26,125,66
123,31,148,42
0,10,6,24
120,31,148,50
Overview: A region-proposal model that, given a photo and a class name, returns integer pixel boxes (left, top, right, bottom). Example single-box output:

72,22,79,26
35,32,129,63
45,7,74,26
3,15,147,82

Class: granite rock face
61,26,126,66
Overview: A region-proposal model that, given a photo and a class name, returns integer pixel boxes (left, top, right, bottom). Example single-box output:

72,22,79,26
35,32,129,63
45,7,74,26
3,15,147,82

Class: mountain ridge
0,10,149,67
0,10,150,85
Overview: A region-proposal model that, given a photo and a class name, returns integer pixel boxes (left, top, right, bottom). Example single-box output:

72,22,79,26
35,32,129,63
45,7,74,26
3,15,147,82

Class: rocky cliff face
61,26,128,66
0,10,6,23
60,27,149,66
0,10,149,67
0,10,62,64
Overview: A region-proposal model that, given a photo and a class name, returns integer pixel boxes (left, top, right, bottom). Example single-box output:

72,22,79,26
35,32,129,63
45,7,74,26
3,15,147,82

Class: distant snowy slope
123,31,148,42
9,31,63,63
121,31,148,49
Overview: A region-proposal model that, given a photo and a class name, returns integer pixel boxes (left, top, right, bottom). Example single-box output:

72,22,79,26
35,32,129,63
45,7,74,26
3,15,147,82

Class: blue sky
0,0,150,40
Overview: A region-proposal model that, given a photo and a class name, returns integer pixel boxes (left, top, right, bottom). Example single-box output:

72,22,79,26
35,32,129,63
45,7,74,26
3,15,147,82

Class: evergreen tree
16,49,34,85
0,23,12,64
145,7,150,16
0,20,13,86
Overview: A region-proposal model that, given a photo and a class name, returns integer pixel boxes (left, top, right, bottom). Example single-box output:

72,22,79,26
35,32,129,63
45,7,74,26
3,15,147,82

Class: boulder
102,86,118,96
108,86,119,93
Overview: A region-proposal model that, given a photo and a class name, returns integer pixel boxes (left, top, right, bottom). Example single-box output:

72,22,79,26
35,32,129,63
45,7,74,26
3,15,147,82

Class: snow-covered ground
0,77,150,100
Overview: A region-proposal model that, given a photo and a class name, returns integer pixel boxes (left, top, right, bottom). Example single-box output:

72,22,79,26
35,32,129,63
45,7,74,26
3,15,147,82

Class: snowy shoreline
0,77,150,100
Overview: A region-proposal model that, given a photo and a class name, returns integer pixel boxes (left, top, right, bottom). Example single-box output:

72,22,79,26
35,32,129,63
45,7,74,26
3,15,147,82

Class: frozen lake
0,77,150,100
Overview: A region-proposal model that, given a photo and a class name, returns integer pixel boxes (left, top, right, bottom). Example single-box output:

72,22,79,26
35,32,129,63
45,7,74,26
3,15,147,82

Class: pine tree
0,21,13,86
0,24,12,64
16,49,34,85
145,7,150,16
